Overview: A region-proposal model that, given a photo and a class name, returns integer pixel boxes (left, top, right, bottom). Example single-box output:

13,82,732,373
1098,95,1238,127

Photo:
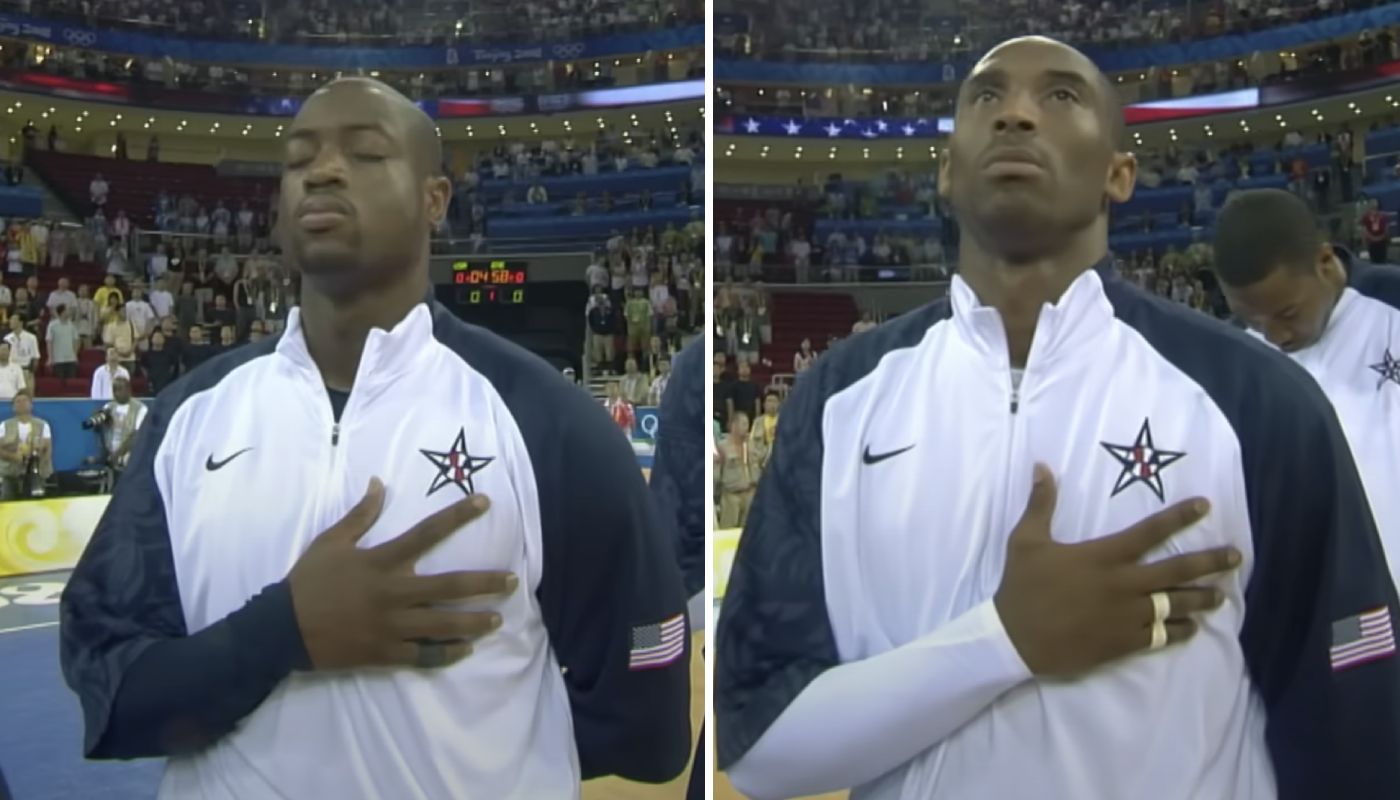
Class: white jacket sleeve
726,599,1031,799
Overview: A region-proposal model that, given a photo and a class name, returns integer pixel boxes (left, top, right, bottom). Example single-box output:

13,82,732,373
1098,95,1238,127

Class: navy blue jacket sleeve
649,340,706,598
59,344,309,759
714,356,840,770
1236,364,1400,799
1105,274,1400,799
714,303,948,771
431,307,691,783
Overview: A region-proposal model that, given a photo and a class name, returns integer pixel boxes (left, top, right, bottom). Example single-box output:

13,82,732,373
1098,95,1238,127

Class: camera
82,408,111,430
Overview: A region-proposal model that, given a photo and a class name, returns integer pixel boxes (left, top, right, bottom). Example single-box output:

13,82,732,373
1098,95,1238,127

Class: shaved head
964,37,1126,151
306,77,442,179
279,75,452,299
942,36,1137,262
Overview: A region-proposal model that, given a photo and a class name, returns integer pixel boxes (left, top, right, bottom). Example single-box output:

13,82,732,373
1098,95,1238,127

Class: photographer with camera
0,389,51,499
86,375,146,476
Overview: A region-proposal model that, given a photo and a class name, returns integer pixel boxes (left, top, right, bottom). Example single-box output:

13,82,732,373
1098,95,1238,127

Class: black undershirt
326,388,349,422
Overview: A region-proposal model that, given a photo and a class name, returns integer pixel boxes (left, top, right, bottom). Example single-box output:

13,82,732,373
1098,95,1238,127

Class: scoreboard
452,259,528,305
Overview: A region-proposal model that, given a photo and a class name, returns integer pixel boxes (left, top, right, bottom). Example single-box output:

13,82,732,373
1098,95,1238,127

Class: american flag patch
629,613,686,670
1330,606,1396,671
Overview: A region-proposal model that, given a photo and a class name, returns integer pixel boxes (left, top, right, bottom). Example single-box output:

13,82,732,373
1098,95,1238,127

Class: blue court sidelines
0,571,163,800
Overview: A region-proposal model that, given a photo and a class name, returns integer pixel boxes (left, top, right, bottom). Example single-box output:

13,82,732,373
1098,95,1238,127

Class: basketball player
716,37,1400,800
1212,188,1400,590
60,78,690,797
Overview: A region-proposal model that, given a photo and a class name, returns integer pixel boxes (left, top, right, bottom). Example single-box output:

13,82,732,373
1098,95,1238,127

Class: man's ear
937,151,952,203
1317,241,1348,288
425,175,452,230
1104,150,1138,205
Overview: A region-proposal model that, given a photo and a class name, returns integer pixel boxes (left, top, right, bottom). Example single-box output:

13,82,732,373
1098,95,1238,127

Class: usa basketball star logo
421,428,494,497
1100,418,1185,503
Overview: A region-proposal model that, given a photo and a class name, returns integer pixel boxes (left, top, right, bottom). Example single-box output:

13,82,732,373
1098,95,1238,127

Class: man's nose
993,93,1038,135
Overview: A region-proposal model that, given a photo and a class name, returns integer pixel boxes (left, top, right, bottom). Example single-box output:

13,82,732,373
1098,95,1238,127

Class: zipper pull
1010,387,1019,415
331,423,340,447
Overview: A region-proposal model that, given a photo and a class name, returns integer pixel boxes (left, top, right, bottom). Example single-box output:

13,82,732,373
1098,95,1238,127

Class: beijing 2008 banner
0,496,109,578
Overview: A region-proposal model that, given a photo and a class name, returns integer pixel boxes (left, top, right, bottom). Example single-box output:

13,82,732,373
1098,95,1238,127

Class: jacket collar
276,290,437,390
949,255,1117,369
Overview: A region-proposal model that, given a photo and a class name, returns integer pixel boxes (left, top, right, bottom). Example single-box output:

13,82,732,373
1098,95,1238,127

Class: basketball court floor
0,571,703,800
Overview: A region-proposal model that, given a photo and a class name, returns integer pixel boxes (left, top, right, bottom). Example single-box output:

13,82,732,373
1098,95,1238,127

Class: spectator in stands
47,223,67,269
1363,197,1391,264
620,357,651,405
217,325,237,353
236,202,255,250
585,287,616,374
97,375,146,476
726,360,761,424
99,293,122,327
148,277,174,322
606,380,635,436
175,280,200,335
89,172,109,211
624,287,652,358
5,314,38,385
104,242,128,278
232,263,267,340
207,293,236,332
648,357,671,406
750,390,782,471
21,277,40,319
46,277,75,316
72,224,94,263
90,347,127,401
794,337,816,374
0,389,51,499
102,306,137,373
729,299,757,366
214,245,240,288
139,331,176,395
110,210,130,247
182,324,214,372
585,254,609,294
147,135,159,162
713,352,735,426
5,223,25,278
126,288,156,339
46,304,78,380
526,182,549,205
641,335,669,375
114,132,128,160
648,272,672,336
46,125,57,151
715,411,760,529
27,219,47,263
852,311,877,334
0,342,24,402
73,284,97,349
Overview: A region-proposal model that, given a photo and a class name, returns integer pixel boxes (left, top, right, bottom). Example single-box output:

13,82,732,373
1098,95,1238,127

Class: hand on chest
180,414,528,602
836,380,1248,631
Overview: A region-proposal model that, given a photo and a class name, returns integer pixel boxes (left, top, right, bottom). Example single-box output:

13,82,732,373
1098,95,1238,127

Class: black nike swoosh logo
206,447,253,471
862,444,915,465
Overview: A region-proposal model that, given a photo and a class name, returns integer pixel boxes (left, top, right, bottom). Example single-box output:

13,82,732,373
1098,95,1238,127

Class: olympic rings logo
63,29,97,46
552,43,585,59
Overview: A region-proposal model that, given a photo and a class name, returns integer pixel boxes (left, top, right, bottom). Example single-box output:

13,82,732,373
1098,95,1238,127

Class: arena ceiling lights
720,80,1400,162
0,90,699,143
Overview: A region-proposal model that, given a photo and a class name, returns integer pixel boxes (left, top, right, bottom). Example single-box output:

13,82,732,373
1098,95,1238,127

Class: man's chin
293,241,361,275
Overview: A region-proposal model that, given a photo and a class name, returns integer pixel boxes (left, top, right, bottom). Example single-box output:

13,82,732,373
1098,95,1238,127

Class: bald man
716,37,1400,800
61,78,690,798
